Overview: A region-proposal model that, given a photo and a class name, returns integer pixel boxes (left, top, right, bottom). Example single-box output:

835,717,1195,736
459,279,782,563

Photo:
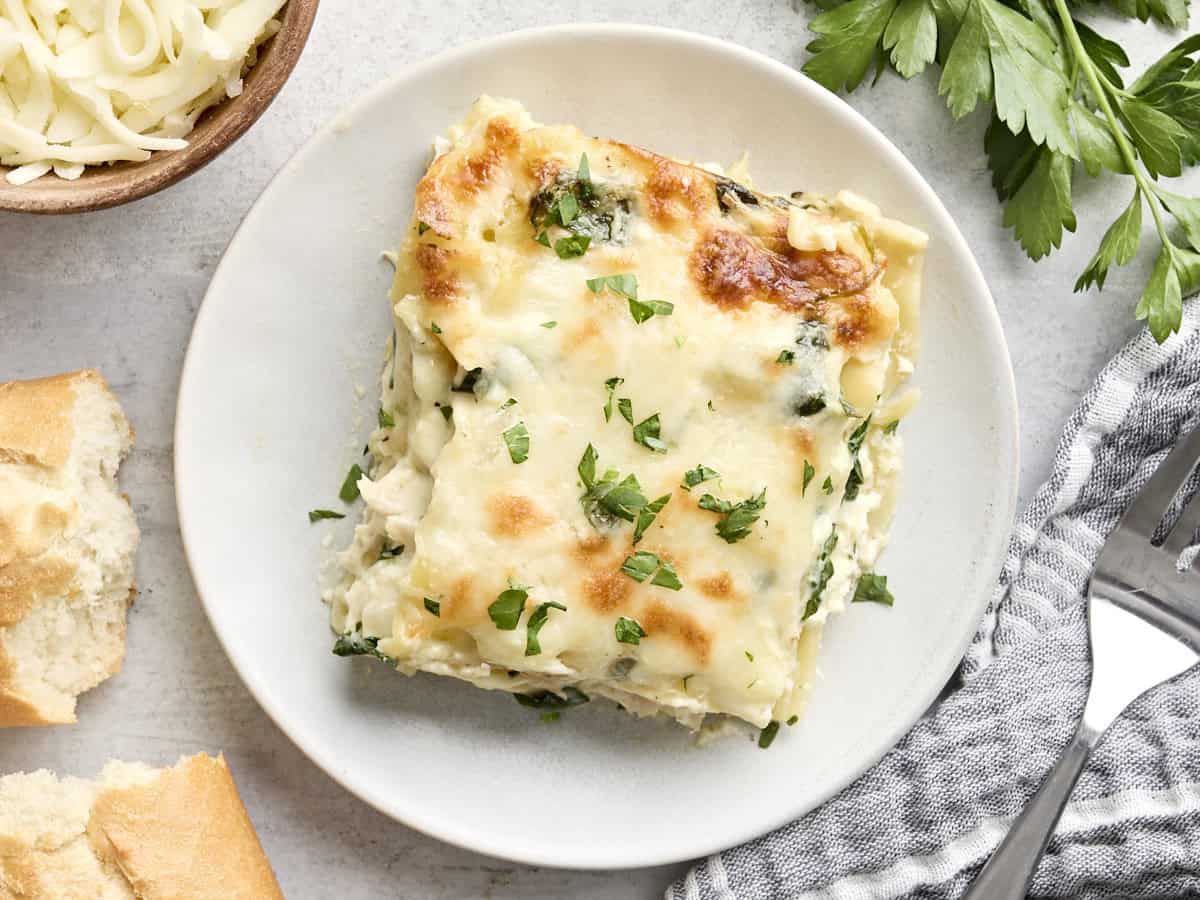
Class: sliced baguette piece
0,753,284,898
0,369,139,726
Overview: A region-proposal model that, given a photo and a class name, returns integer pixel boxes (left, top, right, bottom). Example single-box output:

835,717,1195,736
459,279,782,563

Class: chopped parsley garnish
423,597,441,617
554,234,591,259
884,420,900,436
377,407,395,428
503,422,530,463
586,273,638,298
332,631,390,662
417,221,430,235
339,464,364,502
603,377,624,422
534,229,551,247
843,416,873,502
618,397,634,425
439,405,453,422
550,191,580,226
786,715,799,726
744,650,755,662
674,335,686,348
308,509,345,522
697,488,767,543
777,350,796,365
378,543,404,560
758,721,780,749
632,413,667,453
500,398,517,409
525,601,566,656
578,445,650,529
804,527,839,620
682,674,694,692
821,476,834,495
430,322,442,334
541,321,557,328
628,298,674,324
682,464,720,491
615,616,647,645
577,152,591,187
514,686,590,710
854,573,895,606
620,551,683,590
488,586,528,630
802,460,816,496
792,394,827,417
633,493,671,545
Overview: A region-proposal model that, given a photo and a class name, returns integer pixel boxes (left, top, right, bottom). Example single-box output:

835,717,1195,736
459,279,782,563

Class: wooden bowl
0,0,319,215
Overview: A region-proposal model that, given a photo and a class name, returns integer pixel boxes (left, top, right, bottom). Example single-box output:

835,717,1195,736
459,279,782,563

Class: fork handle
962,722,1099,899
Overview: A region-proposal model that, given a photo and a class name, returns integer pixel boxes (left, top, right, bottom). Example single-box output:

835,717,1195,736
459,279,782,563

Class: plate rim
175,22,1020,870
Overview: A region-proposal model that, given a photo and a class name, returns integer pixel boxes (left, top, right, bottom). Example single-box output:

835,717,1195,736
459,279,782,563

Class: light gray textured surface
0,4,1196,898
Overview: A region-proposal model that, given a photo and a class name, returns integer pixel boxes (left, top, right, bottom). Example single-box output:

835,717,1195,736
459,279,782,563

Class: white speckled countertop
1,3,1197,897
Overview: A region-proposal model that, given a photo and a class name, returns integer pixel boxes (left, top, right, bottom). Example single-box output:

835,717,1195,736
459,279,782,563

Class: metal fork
965,428,1200,899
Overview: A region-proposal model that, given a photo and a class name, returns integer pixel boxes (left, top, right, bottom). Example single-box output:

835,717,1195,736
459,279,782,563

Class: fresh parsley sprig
802,0,1200,341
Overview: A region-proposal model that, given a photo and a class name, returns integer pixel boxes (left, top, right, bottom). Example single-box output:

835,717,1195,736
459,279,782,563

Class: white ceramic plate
176,24,1018,869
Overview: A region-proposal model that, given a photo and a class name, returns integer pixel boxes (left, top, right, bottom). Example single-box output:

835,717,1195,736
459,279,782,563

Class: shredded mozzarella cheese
0,0,284,184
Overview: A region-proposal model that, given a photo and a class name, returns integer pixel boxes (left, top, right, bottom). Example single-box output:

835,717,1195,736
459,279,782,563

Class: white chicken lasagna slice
328,97,928,738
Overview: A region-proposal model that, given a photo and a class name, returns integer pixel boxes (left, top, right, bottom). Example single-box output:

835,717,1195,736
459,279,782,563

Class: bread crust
0,754,283,898
89,754,284,899
0,369,136,727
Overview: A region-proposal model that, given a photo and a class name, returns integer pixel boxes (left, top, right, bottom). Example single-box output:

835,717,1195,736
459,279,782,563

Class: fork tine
1120,428,1200,538
1163,489,1200,558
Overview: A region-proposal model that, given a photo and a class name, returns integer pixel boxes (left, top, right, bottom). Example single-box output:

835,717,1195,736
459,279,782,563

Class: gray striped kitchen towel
669,299,1200,900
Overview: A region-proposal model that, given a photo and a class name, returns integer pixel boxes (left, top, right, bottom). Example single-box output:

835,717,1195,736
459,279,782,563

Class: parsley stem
1052,0,1174,257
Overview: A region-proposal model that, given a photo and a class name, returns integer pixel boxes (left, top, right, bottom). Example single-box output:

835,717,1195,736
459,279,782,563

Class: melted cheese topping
329,97,927,733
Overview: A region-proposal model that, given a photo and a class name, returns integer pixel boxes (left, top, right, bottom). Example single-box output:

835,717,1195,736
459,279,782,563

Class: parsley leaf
1076,189,1143,291
339,464,364,502
586,273,639,298
502,422,530,464
308,509,345,522
793,394,827,417
804,527,839,619
939,0,1076,158
682,464,720,491
555,234,591,258
417,221,431,235
430,322,442,335
758,721,781,749
541,320,557,328
1119,97,1188,178
804,0,900,92
488,586,528,630
698,489,767,543
628,298,675,324
378,543,404,560
578,446,650,528
854,572,896,605
884,420,900,435
1136,246,1185,343
802,460,816,496
633,494,671,545
618,397,634,425
603,377,624,422
534,229,551,247
822,476,834,494
633,413,668,453
525,601,566,656
377,407,395,428
777,349,796,365
883,0,937,79
620,551,684,590
844,417,873,502
1002,148,1076,260
424,597,441,617
615,616,647,645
